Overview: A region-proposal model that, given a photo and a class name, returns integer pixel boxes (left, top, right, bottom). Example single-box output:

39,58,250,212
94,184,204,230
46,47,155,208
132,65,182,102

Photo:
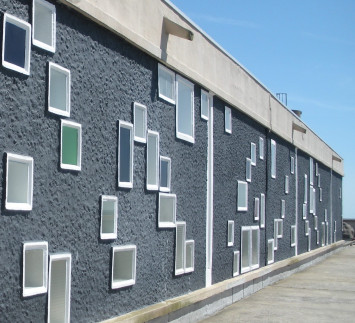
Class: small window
176,75,194,143
241,226,259,273
48,62,71,117
315,162,319,176
227,220,234,247
175,221,186,276
48,253,71,323
259,137,264,160
309,185,314,214
314,215,318,231
302,203,307,220
339,187,342,199
118,121,134,188
312,187,316,215
201,90,209,120
317,174,321,188
158,63,175,104
316,230,320,245
254,197,260,221
319,188,322,202
271,139,276,179
291,225,296,247
274,220,279,250
276,219,283,238
2,13,31,75
146,130,159,190
285,175,289,194
290,156,295,174
250,142,256,166
61,120,82,171
133,102,147,143
237,181,248,212
321,222,325,246
246,158,252,182
267,239,274,265
158,193,176,228
111,245,136,289
32,0,56,52
185,240,195,273
324,209,328,222
281,199,285,219
334,221,337,242
305,220,309,236
23,241,48,297
100,195,118,240
304,174,308,204
308,228,311,251
309,157,314,185
251,227,260,269
224,106,232,134
159,156,171,192
233,251,240,277
260,193,265,229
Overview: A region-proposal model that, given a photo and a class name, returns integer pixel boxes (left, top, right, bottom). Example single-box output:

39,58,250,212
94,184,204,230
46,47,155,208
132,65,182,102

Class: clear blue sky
170,0,355,219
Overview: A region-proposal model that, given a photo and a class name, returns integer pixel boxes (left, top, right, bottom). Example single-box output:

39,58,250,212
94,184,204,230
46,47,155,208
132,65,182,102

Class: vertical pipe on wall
295,147,298,256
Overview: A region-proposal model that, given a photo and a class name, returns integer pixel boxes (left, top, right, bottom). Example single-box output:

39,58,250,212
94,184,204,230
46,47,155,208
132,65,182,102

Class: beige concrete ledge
100,240,347,323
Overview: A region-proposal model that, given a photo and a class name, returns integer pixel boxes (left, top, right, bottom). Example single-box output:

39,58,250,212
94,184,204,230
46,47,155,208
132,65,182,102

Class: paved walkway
199,245,355,323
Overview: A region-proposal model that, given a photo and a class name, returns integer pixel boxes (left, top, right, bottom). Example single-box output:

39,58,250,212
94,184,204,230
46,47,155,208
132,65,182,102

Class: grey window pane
120,127,131,183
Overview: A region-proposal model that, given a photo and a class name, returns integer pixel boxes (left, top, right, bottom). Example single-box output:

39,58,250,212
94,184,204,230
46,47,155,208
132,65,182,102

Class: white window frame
5,153,34,211
100,195,118,240
309,185,314,214
271,139,276,179
302,203,307,220
254,197,260,221
291,225,296,247
260,193,265,228
312,187,316,215
319,188,322,202
48,62,71,117
315,162,319,176
48,253,71,323
321,222,325,246
185,240,195,273
316,230,320,245
267,239,275,265
290,156,295,174
227,220,235,247
133,102,147,143
241,226,260,273
324,209,328,222
175,221,186,276
23,241,48,297
281,199,285,219
2,13,31,75
250,142,256,166
146,130,160,190
159,156,171,192
158,193,176,228
233,251,240,277
276,219,283,238
176,75,194,143
158,63,175,104
200,89,209,121
285,175,289,194
246,158,252,183
314,215,318,231
308,228,312,251
309,157,314,185
259,137,264,160
111,245,137,289
317,174,321,188
32,0,56,53
305,220,310,236
304,174,308,204
237,180,248,212
60,120,82,171
274,220,279,250
224,106,232,134
118,121,134,188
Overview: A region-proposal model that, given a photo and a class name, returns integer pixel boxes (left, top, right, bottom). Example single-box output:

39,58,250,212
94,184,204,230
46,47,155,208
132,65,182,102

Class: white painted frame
237,180,248,212
254,197,260,221
276,219,283,238
260,193,266,229
227,220,234,247
175,221,186,276
100,195,118,240
281,199,285,219
319,188,322,202
241,226,260,273
185,240,195,273
291,225,296,247
314,215,318,231
290,156,295,174
118,121,134,188
304,174,308,204
321,222,325,246
60,120,82,171
271,139,276,179
309,157,314,185
111,245,136,289
250,142,256,166
240,226,251,273
158,193,176,228
224,106,232,134
133,102,147,143
158,63,175,104
267,239,274,264
246,158,252,182
274,220,279,250
233,250,240,277
305,220,309,236
302,203,307,220
146,130,160,190
285,175,289,194
159,156,171,192
200,89,209,120
259,137,264,160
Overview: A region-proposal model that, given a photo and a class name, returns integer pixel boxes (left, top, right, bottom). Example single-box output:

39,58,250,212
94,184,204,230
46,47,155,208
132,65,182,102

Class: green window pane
62,126,78,166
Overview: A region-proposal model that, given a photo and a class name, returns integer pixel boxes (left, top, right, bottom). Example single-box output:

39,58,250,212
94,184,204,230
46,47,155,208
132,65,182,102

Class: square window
100,195,118,240
281,199,285,219
259,137,264,160
260,193,265,229
285,175,289,194
118,121,134,188
146,130,160,190
254,197,260,221
305,220,309,236
176,75,194,143
158,63,175,104
290,156,295,174
185,240,195,273
233,250,240,277
61,120,82,171
158,193,176,228
48,62,71,117
237,180,248,212
32,0,56,52
159,156,171,192
250,142,256,166
111,245,136,289
6,153,34,211
225,106,232,134
267,239,274,264
175,222,186,275
201,90,209,120
2,13,31,75
227,220,234,247
246,158,252,182
23,241,48,297
291,225,296,247
133,102,147,143
271,139,276,179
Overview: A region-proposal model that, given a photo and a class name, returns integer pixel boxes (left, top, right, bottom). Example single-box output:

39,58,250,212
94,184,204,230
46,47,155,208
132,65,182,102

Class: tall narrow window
158,193,176,228
321,222,325,246
308,228,311,251
315,162,319,176
111,245,136,289
32,0,56,52
290,156,295,174
274,220,279,250
316,230,320,245
48,62,71,117
309,157,314,185
304,174,308,203
314,215,318,230
305,220,309,236
237,181,248,212
201,89,209,120
118,121,133,188
250,142,256,166
146,130,159,190
251,227,260,270
324,209,328,222
233,251,240,276
246,158,252,182
159,156,171,192
285,175,289,194
158,63,175,104
271,139,276,179
319,188,322,202
241,226,260,273
254,197,260,221
309,185,314,214
48,253,71,323
225,106,232,134
260,193,265,229
61,120,82,171
259,137,264,160
176,75,194,143
133,102,147,143
6,153,34,211
175,222,186,276
2,13,31,75
185,240,195,273
317,174,321,188
276,219,283,238
291,225,296,247
227,220,234,246
281,200,285,219
100,195,118,240
267,239,274,264
302,203,307,220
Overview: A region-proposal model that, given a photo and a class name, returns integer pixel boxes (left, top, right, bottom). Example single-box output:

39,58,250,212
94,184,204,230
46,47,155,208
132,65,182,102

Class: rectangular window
309,185,314,214
315,162,319,176
316,230,320,245
32,0,56,52
2,13,31,75
250,142,256,166
100,195,118,240
48,62,71,117
309,157,314,185
321,222,325,246
276,219,283,238
259,137,264,160
23,241,48,297
281,199,285,219
267,239,274,265
224,106,232,134
227,220,234,247
175,221,186,275
324,209,328,222
201,89,209,120
319,188,322,202
317,174,321,188
61,120,82,171
304,174,308,204
314,215,318,231
158,63,175,104
285,175,289,194
159,156,171,192
290,156,295,174
274,220,279,250
237,180,248,212
111,245,136,289
260,193,265,228
254,197,260,221
339,187,342,199
133,102,147,143
158,193,176,228
118,121,133,188
326,221,329,245
233,251,240,277
48,253,71,323
302,203,307,220
241,226,259,273
305,220,309,236
251,227,260,270
146,130,159,190
312,187,316,215
176,75,194,143
246,158,252,182
291,225,296,247
271,139,276,179
185,240,195,273
334,221,337,242
308,228,311,251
